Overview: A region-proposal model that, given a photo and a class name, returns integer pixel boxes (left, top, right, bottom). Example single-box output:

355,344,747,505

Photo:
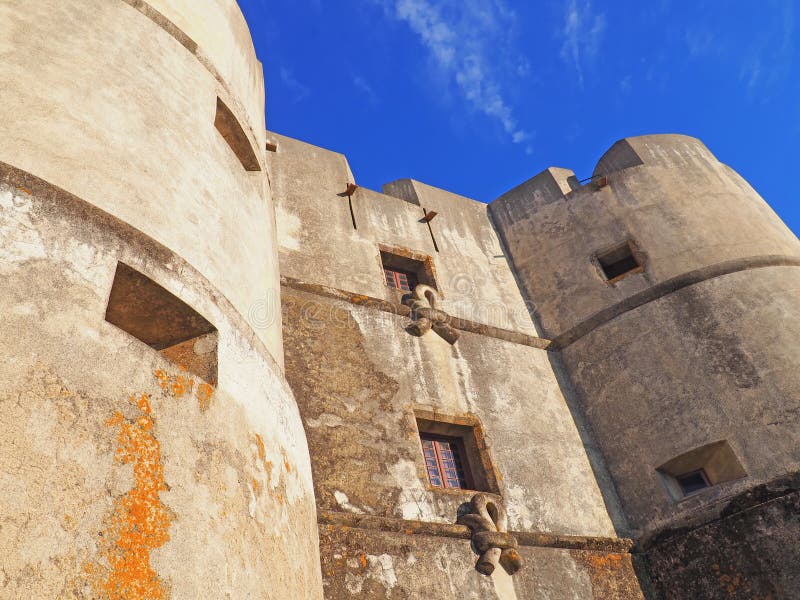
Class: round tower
491,134,800,598
0,1,322,598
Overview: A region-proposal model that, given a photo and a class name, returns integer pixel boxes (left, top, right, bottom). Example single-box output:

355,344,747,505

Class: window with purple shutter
420,433,471,489
383,267,418,292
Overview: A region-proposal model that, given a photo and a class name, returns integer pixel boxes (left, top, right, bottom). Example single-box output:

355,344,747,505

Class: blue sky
239,1,799,232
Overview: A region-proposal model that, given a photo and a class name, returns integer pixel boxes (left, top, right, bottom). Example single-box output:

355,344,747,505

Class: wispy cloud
559,0,606,88
353,75,379,105
280,67,310,103
377,0,533,153
739,2,794,94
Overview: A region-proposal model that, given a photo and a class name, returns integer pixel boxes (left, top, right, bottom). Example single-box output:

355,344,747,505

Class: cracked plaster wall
268,133,539,336
0,119,320,600
0,0,283,364
490,134,800,598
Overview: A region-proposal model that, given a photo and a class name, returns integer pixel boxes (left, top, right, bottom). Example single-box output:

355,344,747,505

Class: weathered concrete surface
638,476,800,599
491,135,800,597
558,267,800,539
268,134,539,336
281,288,614,537
491,135,800,339
0,160,321,598
280,282,641,597
144,0,267,148
319,523,643,599
0,0,283,363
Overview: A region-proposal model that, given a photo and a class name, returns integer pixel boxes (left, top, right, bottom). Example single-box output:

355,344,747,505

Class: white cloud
378,0,533,153
279,67,310,103
559,0,606,88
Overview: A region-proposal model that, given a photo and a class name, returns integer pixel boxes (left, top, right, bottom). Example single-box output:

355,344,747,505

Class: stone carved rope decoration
457,493,523,576
404,284,460,344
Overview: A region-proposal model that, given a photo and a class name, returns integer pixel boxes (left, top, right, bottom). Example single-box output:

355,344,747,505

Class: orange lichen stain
254,434,267,462
88,394,172,600
253,434,274,480
170,375,189,398
196,383,214,412
585,553,623,570
358,554,368,569
17,186,32,195
281,450,292,473
711,563,750,597
154,370,170,392
156,368,214,412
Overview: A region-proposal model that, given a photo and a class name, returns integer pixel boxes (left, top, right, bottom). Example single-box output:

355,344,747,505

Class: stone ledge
318,510,633,553
280,276,553,351
0,161,283,380
119,0,264,171
551,255,800,349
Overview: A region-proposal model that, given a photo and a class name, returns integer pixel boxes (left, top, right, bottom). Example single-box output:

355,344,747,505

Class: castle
0,1,797,599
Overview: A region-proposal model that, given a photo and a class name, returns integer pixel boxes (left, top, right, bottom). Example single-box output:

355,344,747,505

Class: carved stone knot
404,285,460,345
457,493,522,576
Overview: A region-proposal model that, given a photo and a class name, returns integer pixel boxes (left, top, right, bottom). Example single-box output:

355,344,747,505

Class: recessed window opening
415,413,498,493
597,241,642,282
384,267,417,292
675,469,711,496
657,440,746,501
421,433,471,489
105,263,218,385
379,247,437,294
214,97,261,171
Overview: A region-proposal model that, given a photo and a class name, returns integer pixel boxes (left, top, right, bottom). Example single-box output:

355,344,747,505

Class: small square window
657,440,747,501
384,267,418,292
675,469,710,496
414,413,499,494
420,433,471,489
379,247,437,293
596,241,642,282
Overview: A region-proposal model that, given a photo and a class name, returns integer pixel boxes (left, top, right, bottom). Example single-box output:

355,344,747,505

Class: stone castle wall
0,1,321,598
2,1,797,598
269,135,643,599
491,134,800,599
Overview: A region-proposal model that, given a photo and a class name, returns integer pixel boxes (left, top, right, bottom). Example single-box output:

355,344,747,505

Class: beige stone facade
1,2,797,599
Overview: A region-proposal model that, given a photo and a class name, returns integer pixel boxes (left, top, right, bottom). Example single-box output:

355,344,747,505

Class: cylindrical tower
0,1,322,598
491,135,800,598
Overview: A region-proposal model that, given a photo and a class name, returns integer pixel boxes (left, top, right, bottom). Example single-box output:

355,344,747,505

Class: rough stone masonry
0,1,797,599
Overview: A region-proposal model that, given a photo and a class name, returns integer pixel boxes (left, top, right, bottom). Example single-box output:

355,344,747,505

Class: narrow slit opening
214,97,261,172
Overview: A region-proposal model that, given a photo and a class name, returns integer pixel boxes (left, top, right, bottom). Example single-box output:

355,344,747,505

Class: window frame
656,440,748,501
595,240,644,284
419,432,474,490
378,245,438,295
675,468,711,496
383,266,418,292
